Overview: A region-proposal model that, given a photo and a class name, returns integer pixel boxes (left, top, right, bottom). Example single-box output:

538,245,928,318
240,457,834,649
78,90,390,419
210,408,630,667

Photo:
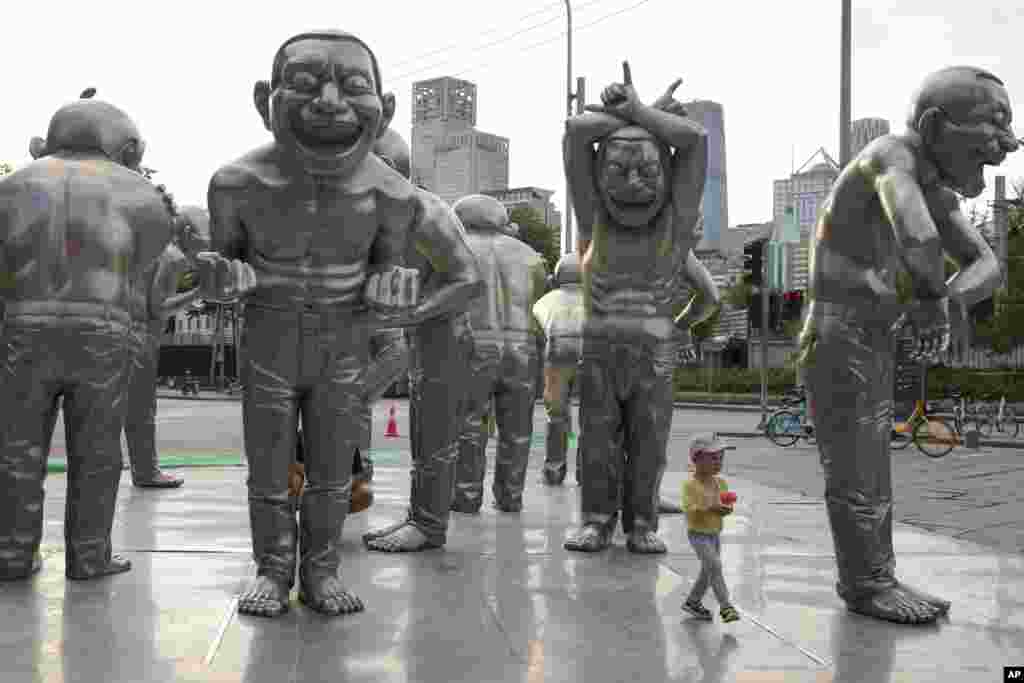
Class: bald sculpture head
453,194,517,235
30,92,145,170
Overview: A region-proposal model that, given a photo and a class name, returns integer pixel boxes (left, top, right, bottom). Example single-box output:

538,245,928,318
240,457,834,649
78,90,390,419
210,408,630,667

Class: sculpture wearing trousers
534,253,584,486
210,32,482,617
123,205,211,488
450,195,547,513
0,91,234,581
563,64,708,554
364,128,483,551
800,65,1017,624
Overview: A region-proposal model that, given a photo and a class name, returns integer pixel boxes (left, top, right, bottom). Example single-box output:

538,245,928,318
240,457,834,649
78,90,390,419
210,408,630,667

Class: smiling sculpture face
269,38,384,174
930,81,1017,198
597,133,668,229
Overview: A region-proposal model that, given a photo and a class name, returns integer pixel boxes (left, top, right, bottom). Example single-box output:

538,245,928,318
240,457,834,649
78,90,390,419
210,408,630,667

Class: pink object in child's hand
720,491,737,505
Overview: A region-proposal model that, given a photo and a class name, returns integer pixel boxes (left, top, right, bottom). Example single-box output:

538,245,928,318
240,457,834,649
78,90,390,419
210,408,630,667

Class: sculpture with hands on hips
209,32,481,616
562,62,708,554
800,65,1018,624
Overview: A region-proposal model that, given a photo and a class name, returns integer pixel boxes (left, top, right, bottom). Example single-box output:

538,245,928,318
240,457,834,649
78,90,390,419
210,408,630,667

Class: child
682,433,740,623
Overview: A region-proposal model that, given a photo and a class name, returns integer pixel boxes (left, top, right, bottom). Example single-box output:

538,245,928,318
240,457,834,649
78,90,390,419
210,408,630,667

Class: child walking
682,433,740,623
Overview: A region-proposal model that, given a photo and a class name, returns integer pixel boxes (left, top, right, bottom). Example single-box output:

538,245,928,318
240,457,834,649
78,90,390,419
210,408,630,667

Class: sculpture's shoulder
855,134,920,180
499,233,542,263
209,145,277,196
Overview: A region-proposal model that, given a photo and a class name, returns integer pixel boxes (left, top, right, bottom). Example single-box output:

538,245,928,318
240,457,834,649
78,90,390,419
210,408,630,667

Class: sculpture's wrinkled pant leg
404,314,473,539
618,342,675,537
804,306,897,603
542,365,576,485
577,340,624,534
452,341,501,513
1,320,133,580
241,306,368,590
123,329,160,482
492,341,539,510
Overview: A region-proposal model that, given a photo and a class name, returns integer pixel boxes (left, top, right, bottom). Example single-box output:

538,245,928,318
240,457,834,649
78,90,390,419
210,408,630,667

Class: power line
388,0,609,85
439,0,655,85
389,0,567,69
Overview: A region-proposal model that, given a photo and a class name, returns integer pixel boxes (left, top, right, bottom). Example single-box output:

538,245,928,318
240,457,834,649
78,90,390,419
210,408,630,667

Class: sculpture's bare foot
364,522,442,553
845,585,941,624
626,531,667,554
564,523,612,552
299,574,364,616
894,581,951,615
0,552,43,581
657,498,684,514
66,554,132,580
237,575,290,618
362,519,409,542
134,470,184,488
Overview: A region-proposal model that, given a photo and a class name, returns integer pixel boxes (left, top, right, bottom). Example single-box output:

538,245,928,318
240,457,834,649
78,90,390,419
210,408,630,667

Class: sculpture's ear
917,107,944,148
378,91,396,137
254,80,272,131
29,136,47,159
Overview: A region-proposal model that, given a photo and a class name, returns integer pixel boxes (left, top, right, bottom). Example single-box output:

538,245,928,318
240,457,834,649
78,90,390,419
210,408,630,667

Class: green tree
974,199,1024,354
509,207,559,274
0,162,12,176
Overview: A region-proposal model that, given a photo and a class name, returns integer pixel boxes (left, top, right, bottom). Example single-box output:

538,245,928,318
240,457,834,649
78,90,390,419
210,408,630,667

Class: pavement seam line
204,597,239,667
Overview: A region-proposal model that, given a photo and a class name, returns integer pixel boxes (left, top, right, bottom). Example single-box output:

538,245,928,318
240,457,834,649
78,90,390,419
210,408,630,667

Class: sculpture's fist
907,298,951,362
585,61,641,121
194,252,257,303
651,78,688,118
365,266,420,315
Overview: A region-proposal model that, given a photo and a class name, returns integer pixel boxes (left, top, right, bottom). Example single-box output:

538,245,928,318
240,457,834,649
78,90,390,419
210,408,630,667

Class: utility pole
563,0,575,256
758,252,770,428
839,0,852,168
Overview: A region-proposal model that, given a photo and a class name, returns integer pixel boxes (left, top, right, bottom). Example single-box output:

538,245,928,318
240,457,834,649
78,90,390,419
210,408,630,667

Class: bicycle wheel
973,415,994,437
998,407,1020,439
890,423,912,450
766,410,800,447
913,417,957,459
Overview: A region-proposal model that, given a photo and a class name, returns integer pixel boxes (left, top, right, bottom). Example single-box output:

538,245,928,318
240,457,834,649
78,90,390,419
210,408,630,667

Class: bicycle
976,394,1019,439
765,389,816,447
892,399,969,458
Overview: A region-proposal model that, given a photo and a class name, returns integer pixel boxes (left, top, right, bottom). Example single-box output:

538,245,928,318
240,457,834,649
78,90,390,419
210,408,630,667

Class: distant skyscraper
410,77,509,202
684,100,728,252
772,148,839,290
849,117,890,158
483,186,561,231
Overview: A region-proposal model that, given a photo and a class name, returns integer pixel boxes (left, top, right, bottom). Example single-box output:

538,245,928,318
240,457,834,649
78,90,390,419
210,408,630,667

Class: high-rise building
684,100,728,252
410,77,509,202
849,117,890,158
772,148,839,290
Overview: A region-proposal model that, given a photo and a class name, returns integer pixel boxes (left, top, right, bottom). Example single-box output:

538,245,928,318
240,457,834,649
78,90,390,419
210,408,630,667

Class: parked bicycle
975,394,1019,439
765,387,816,447
892,398,973,458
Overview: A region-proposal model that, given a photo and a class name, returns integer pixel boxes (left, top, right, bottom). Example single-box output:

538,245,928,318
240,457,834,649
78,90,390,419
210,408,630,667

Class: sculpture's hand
585,61,641,122
676,328,698,364
907,297,951,362
364,266,421,319
651,78,687,118
194,252,257,302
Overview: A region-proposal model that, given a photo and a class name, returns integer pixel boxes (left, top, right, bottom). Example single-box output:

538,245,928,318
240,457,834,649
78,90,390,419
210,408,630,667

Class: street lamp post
839,0,852,168
563,0,574,256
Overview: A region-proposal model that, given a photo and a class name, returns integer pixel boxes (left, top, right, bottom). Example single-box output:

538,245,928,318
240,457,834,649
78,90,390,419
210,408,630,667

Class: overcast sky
2,0,1022,225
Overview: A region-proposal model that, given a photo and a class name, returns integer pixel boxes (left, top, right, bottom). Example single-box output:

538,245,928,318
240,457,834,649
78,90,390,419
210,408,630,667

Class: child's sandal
720,605,740,623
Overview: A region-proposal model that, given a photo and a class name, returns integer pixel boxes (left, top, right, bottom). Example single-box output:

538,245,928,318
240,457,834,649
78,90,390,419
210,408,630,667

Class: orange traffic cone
385,404,400,438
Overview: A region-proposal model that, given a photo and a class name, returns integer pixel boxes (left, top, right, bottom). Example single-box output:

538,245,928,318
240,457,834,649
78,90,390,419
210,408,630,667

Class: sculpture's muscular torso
450,195,547,514
802,65,1018,624
0,94,174,581
209,32,481,616
363,130,485,553
563,64,708,554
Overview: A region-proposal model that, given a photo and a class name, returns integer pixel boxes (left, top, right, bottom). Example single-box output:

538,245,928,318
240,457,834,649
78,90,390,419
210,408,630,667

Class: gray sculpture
450,195,547,513
123,205,211,488
534,253,584,486
562,64,708,554
210,31,481,616
0,92,236,581
364,128,482,552
800,65,1018,624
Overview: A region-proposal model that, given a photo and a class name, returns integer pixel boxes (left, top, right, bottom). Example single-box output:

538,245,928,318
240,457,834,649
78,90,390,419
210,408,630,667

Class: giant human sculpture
363,128,481,552
562,64,708,554
0,91,243,581
534,253,585,486
801,65,1018,624
450,195,547,514
123,205,212,489
209,31,482,616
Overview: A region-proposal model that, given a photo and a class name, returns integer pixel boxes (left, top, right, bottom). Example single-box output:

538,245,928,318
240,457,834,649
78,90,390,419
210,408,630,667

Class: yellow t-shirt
682,477,729,534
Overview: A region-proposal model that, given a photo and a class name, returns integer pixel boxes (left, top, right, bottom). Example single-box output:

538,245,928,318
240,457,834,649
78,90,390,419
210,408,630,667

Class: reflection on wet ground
1,467,1021,682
